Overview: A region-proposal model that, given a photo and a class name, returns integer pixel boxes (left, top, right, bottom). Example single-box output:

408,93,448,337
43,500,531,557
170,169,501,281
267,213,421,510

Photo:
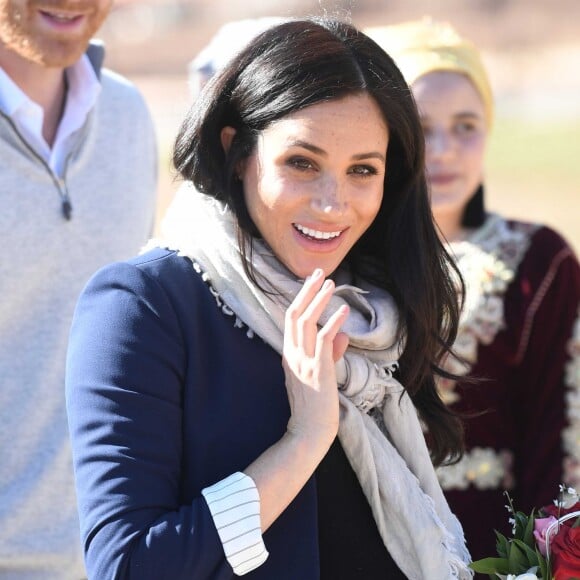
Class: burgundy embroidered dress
435,213,580,561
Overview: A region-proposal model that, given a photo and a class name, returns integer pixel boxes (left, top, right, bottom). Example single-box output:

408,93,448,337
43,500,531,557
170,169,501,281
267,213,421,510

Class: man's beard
0,0,111,68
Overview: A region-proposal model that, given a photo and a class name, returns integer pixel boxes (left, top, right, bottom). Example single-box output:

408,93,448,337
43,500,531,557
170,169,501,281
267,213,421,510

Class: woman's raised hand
242,270,350,532
283,268,350,445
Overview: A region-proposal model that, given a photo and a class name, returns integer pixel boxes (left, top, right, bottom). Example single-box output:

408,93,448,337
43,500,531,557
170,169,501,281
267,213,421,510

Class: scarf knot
338,356,401,413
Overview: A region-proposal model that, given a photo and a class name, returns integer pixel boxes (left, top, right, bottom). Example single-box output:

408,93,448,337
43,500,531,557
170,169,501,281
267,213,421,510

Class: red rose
550,524,580,580
543,501,580,519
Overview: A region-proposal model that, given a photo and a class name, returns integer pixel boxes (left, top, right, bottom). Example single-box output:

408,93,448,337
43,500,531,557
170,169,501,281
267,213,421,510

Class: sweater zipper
1,111,74,220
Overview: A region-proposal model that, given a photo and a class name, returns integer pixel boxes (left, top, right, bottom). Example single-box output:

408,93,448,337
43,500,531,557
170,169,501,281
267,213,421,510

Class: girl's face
412,71,488,218
238,94,388,279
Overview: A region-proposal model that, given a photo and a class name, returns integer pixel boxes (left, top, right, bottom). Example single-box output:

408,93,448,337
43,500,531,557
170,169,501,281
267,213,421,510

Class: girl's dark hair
461,184,486,227
173,17,465,466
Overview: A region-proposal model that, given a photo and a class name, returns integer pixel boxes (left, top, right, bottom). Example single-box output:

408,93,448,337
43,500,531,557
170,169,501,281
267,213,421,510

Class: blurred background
98,0,579,250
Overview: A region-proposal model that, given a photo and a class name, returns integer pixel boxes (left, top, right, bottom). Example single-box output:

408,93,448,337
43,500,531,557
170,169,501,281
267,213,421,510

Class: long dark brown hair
173,17,465,466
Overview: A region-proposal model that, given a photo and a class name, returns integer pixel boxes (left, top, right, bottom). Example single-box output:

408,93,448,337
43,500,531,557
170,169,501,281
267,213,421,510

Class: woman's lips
293,223,343,240
292,223,348,251
429,173,459,186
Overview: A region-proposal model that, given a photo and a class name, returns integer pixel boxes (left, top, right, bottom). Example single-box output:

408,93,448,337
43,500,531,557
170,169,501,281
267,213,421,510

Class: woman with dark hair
66,18,472,579
367,19,580,561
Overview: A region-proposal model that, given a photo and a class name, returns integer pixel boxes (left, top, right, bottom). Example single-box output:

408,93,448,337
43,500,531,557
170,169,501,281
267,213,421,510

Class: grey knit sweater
0,44,157,579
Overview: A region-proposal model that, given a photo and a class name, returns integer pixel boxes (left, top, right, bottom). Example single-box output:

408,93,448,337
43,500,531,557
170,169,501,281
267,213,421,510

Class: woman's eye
349,165,378,176
288,157,315,171
454,121,478,136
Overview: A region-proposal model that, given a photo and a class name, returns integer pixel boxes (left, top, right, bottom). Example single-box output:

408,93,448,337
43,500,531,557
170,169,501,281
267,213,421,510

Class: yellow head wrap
364,18,494,126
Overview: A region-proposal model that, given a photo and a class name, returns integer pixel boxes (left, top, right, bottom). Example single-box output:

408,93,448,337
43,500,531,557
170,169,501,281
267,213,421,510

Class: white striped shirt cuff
202,472,269,576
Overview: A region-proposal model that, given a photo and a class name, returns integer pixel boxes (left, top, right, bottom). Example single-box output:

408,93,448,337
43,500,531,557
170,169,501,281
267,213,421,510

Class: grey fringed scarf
152,184,473,579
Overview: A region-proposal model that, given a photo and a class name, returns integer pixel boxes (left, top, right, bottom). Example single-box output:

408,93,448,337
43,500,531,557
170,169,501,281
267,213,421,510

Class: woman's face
412,71,488,218
239,94,388,279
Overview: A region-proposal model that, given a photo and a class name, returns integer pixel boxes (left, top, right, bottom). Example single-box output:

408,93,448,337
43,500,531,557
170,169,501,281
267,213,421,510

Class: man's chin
22,41,88,69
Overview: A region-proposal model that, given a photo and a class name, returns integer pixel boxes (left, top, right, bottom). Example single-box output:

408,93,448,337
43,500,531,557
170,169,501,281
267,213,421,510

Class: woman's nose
310,175,347,214
426,129,454,158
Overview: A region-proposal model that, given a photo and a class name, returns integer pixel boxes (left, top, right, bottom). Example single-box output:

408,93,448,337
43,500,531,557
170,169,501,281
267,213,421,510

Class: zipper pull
61,196,72,220
58,178,72,220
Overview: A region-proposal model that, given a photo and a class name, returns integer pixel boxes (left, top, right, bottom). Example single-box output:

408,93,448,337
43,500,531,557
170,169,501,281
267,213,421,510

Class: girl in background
367,19,580,560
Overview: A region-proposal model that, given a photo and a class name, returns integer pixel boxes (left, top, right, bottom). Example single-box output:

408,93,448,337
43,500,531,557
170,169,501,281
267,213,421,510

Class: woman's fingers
333,332,350,363
290,268,325,308
297,279,337,355
282,273,350,441
285,268,324,347
285,269,351,360
285,269,339,357
284,268,350,371
316,306,350,362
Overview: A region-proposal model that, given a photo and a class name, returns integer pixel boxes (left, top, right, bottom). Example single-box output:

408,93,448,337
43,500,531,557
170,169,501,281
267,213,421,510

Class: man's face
0,0,113,68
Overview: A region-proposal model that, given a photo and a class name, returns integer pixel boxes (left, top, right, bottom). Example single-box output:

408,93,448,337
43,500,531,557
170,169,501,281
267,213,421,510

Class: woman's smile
291,222,348,255
293,223,344,241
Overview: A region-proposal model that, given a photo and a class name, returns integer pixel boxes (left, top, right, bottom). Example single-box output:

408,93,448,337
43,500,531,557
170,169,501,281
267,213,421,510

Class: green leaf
523,508,536,546
495,531,510,558
508,541,529,574
469,557,510,574
514,511,530,539
512,539,538,567
535,546,550,579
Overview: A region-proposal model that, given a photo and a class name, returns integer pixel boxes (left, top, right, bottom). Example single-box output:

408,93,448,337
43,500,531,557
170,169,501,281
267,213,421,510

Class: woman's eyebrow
420,111,483,121
453,111,484,120
286,139,327,156
287,139,385,162
352,152,386,162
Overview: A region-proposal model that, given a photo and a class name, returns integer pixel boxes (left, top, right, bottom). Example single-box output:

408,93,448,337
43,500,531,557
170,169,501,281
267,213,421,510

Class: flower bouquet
470,486,580,579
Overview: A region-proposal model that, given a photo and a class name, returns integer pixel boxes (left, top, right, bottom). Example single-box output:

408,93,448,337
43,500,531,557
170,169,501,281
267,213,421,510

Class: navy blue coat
66,248,320,579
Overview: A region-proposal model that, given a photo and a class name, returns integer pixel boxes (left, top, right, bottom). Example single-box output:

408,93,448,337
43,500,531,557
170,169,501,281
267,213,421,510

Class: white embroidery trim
563,308,580,487
437,215,536,490
436,447,514,491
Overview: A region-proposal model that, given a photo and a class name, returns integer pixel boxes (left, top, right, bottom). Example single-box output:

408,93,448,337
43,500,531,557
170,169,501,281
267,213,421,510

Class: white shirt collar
0,54,101,175
0,63,32,118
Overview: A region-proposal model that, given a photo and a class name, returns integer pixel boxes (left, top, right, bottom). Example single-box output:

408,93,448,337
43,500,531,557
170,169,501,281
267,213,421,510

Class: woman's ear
220,126,236,154
221,126,246,181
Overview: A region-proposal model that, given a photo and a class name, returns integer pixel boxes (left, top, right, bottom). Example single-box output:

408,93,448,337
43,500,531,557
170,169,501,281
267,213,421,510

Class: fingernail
312,268,323,279
323,279,333,290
